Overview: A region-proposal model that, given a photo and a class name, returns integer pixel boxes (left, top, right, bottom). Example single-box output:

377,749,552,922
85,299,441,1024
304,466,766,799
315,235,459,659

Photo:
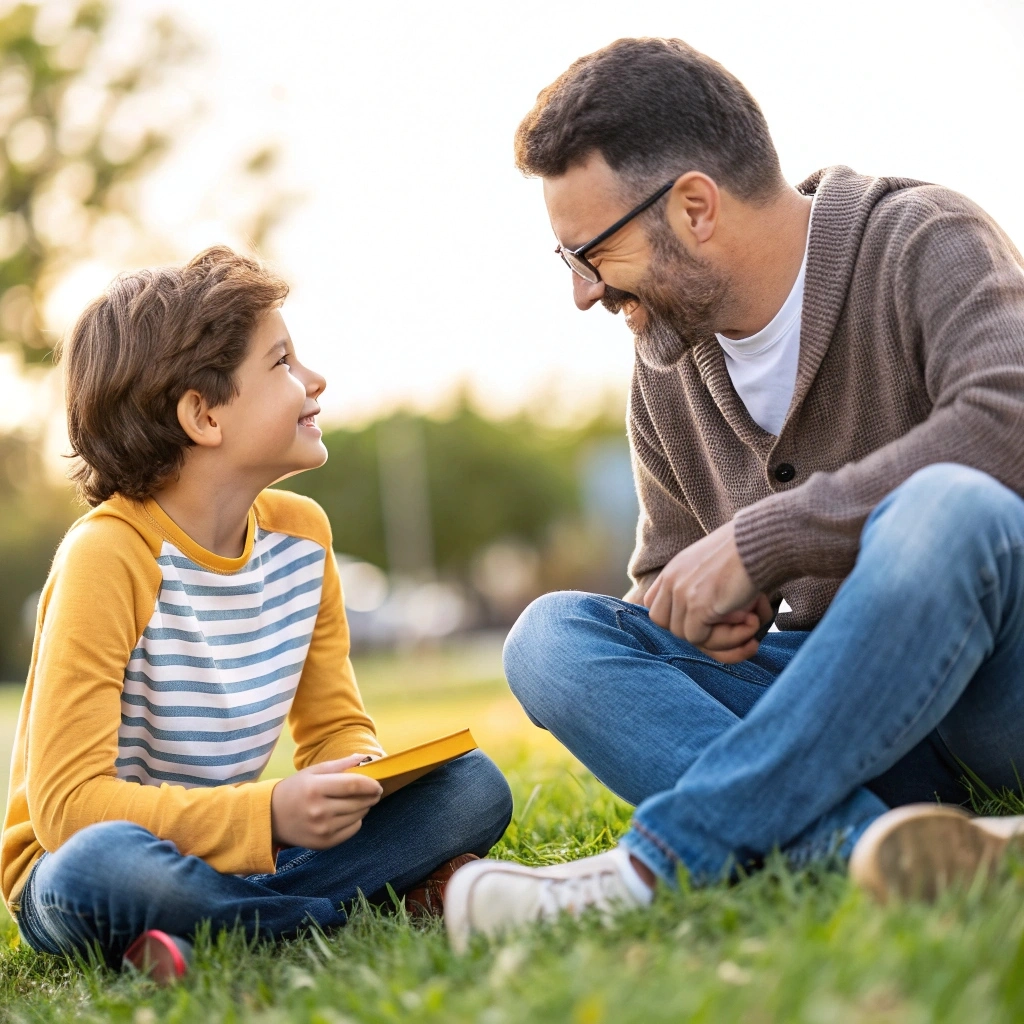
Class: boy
1,247,513,979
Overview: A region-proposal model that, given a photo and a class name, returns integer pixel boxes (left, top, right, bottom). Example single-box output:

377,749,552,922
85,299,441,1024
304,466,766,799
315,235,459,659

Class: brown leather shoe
405,853,480,918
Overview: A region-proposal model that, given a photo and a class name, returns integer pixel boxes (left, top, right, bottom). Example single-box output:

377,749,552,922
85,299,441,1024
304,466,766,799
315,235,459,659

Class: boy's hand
271,754,383,850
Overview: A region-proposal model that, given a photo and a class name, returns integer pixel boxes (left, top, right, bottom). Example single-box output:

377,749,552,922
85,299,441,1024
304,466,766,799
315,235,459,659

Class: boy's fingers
329,803,373,827
327,794,379,816
315,772,383,800
330,819,363,845
310,754,373,774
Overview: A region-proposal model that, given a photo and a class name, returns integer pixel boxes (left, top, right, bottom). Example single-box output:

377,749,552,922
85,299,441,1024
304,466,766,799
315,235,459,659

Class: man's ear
176,390,224,448
665,171,720,247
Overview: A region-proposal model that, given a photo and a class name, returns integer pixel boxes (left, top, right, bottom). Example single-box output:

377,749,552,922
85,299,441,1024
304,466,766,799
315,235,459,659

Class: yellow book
348,728,478,797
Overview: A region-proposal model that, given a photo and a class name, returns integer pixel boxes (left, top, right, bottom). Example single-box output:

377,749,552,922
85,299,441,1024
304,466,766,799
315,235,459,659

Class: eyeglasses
554,178,676,284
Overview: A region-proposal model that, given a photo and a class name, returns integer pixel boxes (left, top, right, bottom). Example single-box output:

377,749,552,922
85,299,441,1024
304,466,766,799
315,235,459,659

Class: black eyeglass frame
555,178,676,284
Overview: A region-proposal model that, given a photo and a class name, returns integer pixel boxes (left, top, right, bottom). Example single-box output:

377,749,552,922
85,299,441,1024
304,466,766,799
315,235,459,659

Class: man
442,36,1024,952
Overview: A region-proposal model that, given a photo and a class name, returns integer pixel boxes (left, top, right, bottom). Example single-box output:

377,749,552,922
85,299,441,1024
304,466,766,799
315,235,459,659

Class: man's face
543,152,729,367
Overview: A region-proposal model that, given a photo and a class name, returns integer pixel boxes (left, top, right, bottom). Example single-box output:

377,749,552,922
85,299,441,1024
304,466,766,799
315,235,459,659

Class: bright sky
45,0,1024,425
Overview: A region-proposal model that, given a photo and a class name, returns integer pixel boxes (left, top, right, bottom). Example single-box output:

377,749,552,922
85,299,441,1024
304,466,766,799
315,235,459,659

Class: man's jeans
15,750,512,965
504,464,1024,884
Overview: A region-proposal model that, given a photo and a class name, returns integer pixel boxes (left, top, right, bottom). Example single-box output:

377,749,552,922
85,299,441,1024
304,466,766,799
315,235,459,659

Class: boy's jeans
15,750,511,965
504,464,1024,883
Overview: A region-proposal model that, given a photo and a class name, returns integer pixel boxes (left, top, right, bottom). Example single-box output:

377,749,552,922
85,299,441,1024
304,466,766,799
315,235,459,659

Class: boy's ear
176,390,224,448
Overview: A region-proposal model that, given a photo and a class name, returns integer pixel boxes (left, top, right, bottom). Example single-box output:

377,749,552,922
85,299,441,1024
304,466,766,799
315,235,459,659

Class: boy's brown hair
60,245,289,507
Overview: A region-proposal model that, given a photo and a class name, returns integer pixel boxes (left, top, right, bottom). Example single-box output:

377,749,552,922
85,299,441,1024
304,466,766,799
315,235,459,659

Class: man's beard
602,223,729,369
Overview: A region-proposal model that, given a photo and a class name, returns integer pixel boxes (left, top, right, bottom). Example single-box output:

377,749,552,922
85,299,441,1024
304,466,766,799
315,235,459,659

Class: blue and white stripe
117,529,325,788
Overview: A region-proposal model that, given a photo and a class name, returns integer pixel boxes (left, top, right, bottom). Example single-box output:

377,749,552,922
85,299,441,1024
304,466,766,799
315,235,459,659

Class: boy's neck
152,461,266,559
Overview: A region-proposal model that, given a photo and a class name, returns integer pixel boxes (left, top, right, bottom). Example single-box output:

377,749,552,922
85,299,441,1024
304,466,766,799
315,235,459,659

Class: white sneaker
443,847,652,953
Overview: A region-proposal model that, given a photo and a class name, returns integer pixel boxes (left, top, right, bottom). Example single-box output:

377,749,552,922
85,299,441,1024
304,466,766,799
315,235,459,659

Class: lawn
2,639,1024,1023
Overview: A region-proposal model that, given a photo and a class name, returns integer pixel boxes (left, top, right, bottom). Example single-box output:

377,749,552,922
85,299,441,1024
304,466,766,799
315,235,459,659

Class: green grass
3,651,1024,1022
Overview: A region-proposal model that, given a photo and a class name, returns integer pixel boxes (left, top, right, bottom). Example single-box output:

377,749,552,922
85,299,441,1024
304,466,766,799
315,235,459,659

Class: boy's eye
276,355,290,367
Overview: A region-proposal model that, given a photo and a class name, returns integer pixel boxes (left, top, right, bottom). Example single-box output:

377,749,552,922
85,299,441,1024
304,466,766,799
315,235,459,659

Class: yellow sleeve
26,514,278,875
288,539,383,769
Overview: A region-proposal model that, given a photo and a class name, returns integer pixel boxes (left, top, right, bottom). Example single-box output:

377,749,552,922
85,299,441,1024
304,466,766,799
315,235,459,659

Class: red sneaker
405,853,480,918
122,929,192,984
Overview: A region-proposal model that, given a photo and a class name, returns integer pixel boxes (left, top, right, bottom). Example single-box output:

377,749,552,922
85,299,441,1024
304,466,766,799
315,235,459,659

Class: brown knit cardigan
627,165,1024,630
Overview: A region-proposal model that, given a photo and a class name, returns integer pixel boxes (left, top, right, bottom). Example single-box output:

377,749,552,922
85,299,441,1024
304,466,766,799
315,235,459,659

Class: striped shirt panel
116,529,325,788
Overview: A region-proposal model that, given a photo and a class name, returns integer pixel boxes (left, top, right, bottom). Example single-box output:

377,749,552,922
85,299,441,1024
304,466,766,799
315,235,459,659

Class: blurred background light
0,0,1019,672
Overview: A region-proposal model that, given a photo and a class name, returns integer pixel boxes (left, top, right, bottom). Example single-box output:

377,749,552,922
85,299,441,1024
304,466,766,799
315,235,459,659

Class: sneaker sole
849,804,1018,904
122,930,192,984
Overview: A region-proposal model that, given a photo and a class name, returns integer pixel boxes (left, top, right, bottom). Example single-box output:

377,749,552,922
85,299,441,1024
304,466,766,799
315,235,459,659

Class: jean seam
614,607,771,685
665,654,772,687
614,608,664,655
991,539,1024,643
252,847,319,882
15,860,65,955
629,818,681,868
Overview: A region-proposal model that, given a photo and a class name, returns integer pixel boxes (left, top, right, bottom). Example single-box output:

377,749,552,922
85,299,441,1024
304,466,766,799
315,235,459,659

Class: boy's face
214,308,328,482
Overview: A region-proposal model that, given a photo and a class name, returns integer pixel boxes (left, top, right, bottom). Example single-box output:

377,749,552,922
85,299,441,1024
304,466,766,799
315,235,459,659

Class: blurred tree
279,402,625,576
0,430,78,678
0,0,194,362
0,1,296,680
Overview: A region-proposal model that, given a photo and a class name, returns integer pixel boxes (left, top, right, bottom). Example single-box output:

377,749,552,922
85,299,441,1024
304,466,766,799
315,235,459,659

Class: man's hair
514,37,784,203
59,245,289,507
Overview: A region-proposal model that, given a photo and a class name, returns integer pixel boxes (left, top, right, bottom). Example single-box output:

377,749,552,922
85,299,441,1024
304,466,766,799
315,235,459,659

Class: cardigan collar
687,166,927,451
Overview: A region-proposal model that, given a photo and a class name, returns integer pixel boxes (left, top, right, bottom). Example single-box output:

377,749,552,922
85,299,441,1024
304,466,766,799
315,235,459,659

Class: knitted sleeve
626,374,706,601
287,544,383,768
733,203,1024,593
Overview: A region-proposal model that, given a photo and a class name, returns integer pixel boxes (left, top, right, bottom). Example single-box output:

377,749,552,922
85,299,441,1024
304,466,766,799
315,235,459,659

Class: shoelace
536,868,622,918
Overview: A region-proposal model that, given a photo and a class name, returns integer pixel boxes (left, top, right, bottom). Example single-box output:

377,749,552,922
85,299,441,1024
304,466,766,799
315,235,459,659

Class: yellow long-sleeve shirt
1,489,382,909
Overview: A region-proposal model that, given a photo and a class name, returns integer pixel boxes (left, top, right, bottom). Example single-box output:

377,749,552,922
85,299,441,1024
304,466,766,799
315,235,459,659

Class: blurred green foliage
0,406,629,680
0,1,192,361
279,404,622,575
0,431,80,678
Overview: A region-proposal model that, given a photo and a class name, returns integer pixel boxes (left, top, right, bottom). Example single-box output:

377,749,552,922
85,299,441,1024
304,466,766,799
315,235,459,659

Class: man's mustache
600,285,639,316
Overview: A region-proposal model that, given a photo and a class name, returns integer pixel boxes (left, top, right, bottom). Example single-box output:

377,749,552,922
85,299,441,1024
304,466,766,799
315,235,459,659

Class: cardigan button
773,463,796,483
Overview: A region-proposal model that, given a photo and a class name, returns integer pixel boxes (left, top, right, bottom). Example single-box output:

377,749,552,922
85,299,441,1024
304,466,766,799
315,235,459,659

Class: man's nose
572,273,605,310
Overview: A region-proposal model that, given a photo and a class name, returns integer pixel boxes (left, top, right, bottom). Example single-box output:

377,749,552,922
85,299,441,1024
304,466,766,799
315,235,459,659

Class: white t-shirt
715,226,809,437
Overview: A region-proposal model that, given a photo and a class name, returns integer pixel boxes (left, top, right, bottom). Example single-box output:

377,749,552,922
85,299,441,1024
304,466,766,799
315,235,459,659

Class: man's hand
643,520,772,663
271,754,383,850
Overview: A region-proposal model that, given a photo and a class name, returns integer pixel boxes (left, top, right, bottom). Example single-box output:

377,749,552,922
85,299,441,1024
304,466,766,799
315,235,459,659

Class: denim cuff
619,821,682,886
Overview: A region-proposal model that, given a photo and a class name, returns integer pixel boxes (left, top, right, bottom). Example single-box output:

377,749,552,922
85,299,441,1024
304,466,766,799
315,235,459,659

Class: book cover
348,728,478,797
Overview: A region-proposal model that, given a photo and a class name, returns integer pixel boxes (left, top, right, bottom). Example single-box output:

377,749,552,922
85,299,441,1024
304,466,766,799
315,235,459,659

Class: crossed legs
15,750,512,964
504,464,1024,882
